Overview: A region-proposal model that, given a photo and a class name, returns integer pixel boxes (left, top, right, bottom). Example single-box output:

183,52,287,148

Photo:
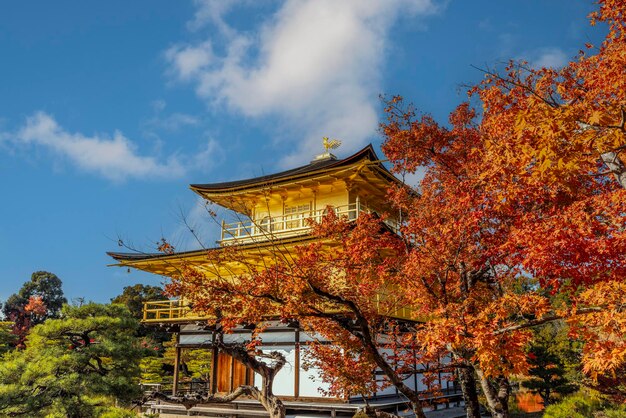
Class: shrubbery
543,392,626,418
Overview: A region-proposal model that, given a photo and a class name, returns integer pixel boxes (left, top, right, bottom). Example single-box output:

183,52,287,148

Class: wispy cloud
193,137,224,171
145,112,201,132
166,0,441,166
186,0,242,35
4,112,185,181
531,47,569,69
515,47,569,69
165,41,214,81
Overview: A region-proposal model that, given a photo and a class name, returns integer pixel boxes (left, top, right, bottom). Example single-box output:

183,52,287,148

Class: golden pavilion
108,144,461,417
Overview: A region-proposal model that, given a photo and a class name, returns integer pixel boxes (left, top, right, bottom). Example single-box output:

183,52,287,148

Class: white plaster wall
179,334,211,345
440,372,453,391
299,331,326,343
416,376,430,392
253,346,296,397
376,376,397,396
181,324,202,332
223,332,252,344
298,345,331,398
403,374,416,392
257,331,296,344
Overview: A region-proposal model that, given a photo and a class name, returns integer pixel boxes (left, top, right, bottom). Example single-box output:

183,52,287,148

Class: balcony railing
142,299,210,323
142,299,342,324
220,201,399,244
143,295,413,324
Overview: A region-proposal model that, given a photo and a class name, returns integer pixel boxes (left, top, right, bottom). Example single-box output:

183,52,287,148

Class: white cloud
193,137,223,171
533,48,568,68
187,0,242,35
167,0,440,166
523,47,569,69
6,112,185,181
165,41,213,80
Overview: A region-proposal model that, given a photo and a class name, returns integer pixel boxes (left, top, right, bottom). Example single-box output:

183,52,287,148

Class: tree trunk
601,151,626,189
476,369,510,418
258,376,286,418
410,401,427,418
217,336,286,418
456,366,481,418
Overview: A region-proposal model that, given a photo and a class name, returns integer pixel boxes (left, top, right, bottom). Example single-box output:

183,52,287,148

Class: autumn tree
0,303,142,418
2,271,67,348
3,271,66,321
475,0,625,191
377,2,626,416
381,99,551,418
468,0,626,400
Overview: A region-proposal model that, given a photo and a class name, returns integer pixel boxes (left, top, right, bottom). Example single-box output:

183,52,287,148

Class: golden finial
323,137,341,152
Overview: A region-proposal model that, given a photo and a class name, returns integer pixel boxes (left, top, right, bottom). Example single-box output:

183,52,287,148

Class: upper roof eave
189,144,402,195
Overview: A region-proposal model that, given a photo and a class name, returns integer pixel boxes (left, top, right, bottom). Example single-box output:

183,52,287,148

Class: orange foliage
468,0,626,392
163,1,624,414
24,296,47,317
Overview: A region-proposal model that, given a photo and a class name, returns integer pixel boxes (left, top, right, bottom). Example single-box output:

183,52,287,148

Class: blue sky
0,1,605,304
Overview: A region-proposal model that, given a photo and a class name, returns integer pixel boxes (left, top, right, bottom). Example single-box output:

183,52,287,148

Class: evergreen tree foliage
0,303,142,418
2,271,66,321
186,349,212,381
111,284,164,320
139,335,212,386
140,356,166,384
111,284,169,347
523,345,577,406
2,271,67,348
522,322,579,406
0,322,15,355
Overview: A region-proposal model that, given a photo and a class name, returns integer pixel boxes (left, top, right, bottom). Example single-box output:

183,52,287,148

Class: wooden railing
143,296,413,324
220,201,399,244
142,299,210,323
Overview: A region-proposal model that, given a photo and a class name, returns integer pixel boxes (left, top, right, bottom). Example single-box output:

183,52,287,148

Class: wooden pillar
229,355,235,391
173,345,181,395
413,349,418,392
294,328,300,399
210,332,219,394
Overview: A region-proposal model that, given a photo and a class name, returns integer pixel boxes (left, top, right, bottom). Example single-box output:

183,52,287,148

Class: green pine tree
0,303,142,418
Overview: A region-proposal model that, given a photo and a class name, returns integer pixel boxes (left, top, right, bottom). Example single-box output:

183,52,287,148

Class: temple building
108,144,461,417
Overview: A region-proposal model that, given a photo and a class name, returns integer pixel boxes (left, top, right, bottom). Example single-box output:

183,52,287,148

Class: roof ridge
190,144,380,192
